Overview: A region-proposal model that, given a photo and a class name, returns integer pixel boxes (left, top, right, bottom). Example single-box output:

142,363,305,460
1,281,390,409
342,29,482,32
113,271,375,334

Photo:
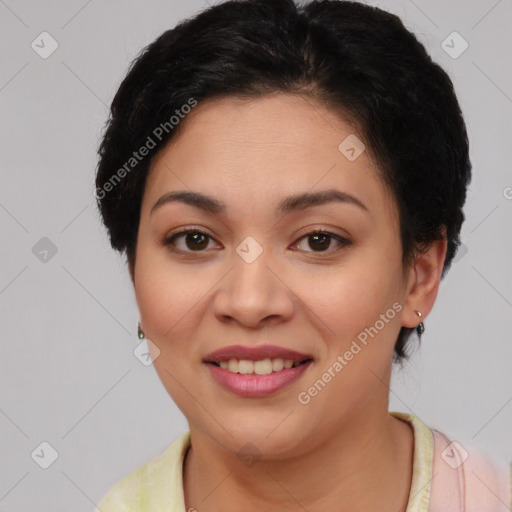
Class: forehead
143,93,393,220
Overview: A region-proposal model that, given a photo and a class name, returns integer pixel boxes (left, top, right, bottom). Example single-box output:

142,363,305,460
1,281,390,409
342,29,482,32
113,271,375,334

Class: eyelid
162,226,219,250
293,228,352,253
295,224,352,241
163,225,352,256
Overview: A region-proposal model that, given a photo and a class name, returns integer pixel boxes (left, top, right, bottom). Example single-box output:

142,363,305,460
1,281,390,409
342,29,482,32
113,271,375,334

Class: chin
199,415,312,461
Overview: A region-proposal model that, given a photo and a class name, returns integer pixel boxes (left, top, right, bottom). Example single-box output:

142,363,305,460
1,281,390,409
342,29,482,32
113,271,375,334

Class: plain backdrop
0,0,511,510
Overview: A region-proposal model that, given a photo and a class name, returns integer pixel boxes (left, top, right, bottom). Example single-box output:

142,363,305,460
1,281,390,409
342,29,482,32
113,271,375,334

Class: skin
131,92,447,512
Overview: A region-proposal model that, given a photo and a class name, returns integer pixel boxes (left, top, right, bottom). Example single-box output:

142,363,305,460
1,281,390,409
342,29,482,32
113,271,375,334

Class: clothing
95,412,512,511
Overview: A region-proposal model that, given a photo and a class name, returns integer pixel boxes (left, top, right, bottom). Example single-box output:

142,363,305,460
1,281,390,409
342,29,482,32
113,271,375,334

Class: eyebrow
150,188,368,216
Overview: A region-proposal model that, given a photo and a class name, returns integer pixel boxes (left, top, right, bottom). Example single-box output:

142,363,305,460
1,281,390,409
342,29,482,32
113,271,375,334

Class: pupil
310,234,329,251
187,232,208,250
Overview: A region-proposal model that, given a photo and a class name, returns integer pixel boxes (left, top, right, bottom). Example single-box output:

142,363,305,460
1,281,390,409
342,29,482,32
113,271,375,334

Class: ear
402,230,447,329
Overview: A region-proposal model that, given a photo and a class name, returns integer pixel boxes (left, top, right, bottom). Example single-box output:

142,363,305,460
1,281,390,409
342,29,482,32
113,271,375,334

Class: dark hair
95,0,471,362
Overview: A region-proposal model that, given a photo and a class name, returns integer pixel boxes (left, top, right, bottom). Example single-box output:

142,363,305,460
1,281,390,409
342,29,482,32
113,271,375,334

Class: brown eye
163,228,351,256
295,230,351,253
164,230,213,252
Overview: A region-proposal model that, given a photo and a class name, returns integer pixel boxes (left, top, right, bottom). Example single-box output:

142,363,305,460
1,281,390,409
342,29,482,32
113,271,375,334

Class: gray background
0,0,511,510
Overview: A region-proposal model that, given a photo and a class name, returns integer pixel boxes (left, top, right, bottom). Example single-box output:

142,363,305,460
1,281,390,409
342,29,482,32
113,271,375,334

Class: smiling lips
204,344,313,397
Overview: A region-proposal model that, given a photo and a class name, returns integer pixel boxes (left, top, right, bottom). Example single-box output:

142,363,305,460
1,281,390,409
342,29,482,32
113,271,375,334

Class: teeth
238,360,254,374
272,359,284,372
254,359,272,375
216,358,300,375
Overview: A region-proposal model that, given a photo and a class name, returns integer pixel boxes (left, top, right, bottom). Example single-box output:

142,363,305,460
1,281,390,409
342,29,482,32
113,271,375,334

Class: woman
94,0,511,510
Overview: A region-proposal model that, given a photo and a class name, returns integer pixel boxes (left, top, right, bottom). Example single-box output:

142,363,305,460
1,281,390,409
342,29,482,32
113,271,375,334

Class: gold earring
137,322,145,340
415,311,425,335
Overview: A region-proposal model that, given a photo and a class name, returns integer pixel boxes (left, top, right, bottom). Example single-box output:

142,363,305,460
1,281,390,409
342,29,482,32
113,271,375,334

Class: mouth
206,357,313,375
203,344,314,374
203,345,314,397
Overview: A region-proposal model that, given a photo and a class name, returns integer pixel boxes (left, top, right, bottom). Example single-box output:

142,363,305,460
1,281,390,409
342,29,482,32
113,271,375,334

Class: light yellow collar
390,411,434,512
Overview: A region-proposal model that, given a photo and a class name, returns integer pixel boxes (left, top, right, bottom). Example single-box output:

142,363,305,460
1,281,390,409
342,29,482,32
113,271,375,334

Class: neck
183,409,414,512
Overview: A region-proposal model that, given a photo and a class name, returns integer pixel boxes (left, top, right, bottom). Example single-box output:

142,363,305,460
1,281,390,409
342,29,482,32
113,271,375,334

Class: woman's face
133,93,414,457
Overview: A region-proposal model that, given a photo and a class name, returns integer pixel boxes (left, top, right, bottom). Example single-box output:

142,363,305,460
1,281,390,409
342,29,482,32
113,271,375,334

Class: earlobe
402,234,448,329
415,310,425,335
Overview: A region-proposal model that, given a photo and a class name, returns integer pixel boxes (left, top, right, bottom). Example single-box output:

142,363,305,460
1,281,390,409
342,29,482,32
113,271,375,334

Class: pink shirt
391,412,511,511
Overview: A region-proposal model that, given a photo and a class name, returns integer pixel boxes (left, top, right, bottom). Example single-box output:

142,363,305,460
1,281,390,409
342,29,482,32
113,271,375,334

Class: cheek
134,240,205,336
298,251,403,342
133,249,209,409
296,263,403,415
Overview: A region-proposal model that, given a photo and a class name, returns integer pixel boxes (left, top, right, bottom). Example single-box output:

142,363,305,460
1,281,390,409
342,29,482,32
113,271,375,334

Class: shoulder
93,431,191,512
390,412,511,511
430,428,511,511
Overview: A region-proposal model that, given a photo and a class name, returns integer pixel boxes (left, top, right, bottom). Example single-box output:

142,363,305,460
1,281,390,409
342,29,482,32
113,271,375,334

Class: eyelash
162,227,352,256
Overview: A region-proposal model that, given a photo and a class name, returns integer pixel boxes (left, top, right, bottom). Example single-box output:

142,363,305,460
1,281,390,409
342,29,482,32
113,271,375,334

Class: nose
212,244,295,329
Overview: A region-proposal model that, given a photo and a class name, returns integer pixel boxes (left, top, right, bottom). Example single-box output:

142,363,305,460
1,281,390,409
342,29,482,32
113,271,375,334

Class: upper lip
203,345,314,364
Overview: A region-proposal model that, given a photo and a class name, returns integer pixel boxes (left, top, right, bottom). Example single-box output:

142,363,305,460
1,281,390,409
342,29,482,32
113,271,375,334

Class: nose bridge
213,235,293,326
231,235,275,300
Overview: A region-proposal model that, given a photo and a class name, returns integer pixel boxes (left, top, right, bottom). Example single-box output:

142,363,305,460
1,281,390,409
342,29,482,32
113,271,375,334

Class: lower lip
206,361,312,397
